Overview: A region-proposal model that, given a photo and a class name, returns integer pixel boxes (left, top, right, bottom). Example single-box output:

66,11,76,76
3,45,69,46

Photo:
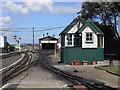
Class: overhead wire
0,26,66,32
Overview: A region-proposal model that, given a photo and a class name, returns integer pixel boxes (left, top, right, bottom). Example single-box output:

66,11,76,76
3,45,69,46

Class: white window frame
85,32,93,43
65,34,74,46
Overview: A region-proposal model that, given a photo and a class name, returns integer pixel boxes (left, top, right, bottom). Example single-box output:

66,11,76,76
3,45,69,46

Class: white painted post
18,40,20,52
65,35,67,46
72,35,74,46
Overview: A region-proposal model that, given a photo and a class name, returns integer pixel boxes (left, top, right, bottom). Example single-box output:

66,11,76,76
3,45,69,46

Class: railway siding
0,51,38,87
1,50,119,90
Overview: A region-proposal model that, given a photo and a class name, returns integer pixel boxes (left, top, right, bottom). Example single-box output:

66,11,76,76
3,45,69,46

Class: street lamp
13,35,21,52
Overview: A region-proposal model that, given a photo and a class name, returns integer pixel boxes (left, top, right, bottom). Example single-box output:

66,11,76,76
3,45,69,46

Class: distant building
0,35,8,53
39,36,61,50
60,16,104,64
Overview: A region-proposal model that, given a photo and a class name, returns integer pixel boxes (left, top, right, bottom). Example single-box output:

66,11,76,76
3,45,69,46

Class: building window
74,34,81,46
86,33,93,43
98,36,103,47
67,34,72,45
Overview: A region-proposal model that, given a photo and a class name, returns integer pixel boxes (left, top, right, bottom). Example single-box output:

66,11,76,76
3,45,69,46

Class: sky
0,0,120,44
0,0,83,44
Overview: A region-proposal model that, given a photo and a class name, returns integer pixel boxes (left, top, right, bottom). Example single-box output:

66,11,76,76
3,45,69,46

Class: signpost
13,35,21,53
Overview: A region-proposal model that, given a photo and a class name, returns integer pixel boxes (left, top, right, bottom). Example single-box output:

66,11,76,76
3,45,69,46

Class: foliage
78,2,120,39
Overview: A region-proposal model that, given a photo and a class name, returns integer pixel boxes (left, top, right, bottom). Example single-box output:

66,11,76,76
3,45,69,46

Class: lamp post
13,35,21,53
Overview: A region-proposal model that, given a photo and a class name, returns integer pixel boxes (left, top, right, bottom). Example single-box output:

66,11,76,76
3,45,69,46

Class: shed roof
39,36,58,41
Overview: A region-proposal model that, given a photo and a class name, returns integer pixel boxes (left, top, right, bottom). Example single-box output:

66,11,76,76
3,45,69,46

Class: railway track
1,51,37,86
0,51,28,59
38,50,118,90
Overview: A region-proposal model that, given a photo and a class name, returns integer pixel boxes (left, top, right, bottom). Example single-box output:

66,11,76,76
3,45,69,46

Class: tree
78,2,120,39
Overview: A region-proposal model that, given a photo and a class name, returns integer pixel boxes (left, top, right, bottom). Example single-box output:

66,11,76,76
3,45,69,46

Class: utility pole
33,27,34,50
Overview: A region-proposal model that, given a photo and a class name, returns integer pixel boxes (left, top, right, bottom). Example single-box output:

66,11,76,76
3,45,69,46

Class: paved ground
50,54,120,89
54,65,119,88
0,54,22,69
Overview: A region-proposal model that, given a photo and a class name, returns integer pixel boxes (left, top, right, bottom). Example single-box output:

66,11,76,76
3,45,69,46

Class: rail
0,51,38,87
38,50,118,90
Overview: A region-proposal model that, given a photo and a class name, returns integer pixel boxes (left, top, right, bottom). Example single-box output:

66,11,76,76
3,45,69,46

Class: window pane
86,33,89,37
90,38,92,41
86,38,89,41
86,33,93,42
90,33,92,37
67,34,73,46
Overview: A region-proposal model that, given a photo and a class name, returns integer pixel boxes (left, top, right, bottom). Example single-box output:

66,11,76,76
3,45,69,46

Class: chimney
43,34,45,37
47,33,48,36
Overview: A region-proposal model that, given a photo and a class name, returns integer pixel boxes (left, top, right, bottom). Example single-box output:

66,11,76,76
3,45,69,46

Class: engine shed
39,36,59,49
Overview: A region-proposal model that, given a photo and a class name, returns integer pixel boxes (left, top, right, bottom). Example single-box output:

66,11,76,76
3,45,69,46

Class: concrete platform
54,64,119,88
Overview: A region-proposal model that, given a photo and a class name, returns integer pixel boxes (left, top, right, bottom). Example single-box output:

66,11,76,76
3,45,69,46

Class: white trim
68,22,83,34
65,35,67,46
72,35,74,46
65,34,74,47
82,26,97,48
103,36,104,48
41,41,57,43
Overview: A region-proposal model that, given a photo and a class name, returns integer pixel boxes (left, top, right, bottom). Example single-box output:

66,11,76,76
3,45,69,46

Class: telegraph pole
33,27,34,50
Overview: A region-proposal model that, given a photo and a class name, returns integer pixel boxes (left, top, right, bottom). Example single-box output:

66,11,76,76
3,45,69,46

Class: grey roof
39,36,58,41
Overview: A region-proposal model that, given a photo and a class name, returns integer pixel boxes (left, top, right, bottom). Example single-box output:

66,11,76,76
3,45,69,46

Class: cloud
24,0,53,12
2,1,82,15
51,3,82,14
2,0,53,15
0,16,11,28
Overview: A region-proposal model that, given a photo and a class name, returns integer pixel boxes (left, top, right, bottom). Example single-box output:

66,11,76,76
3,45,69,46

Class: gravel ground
50,54,120,89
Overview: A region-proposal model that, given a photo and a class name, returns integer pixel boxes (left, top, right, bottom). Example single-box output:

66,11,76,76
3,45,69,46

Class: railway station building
0,35,8,53
60,16,104,65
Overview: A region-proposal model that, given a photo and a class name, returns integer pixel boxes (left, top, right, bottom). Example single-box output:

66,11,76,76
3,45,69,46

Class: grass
96,65,120,75
58,50,61,57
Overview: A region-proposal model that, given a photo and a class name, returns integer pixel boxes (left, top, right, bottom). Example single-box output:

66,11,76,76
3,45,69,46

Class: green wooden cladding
61,47,104,64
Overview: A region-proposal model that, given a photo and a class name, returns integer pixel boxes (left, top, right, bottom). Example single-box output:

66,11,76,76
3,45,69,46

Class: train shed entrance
39,36,58,49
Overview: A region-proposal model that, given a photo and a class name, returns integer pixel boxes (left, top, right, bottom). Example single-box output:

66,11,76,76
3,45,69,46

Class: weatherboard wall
61,47,104,64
